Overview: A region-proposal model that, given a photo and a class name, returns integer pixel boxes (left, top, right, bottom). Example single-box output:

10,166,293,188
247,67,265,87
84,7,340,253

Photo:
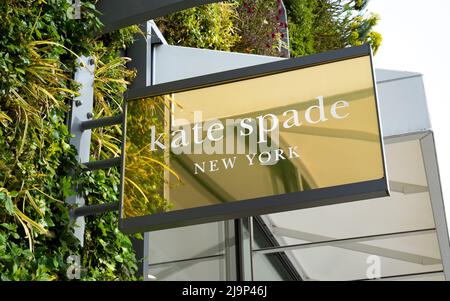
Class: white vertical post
67,56,95,246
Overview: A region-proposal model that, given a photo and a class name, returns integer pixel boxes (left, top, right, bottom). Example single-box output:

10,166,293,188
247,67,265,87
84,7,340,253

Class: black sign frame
119,44,389,234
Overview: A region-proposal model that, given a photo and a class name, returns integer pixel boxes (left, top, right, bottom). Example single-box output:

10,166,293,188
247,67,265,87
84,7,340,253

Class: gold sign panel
120,46,388,233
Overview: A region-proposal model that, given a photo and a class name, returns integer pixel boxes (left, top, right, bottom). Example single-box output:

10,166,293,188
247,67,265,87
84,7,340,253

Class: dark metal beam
96,0,222,34
253,216,303,281
80,114,123,131
82,157,121,171
359,270,444,281
253,228,437,255
234,219,244,281
72,202,120,218
126,23,149,90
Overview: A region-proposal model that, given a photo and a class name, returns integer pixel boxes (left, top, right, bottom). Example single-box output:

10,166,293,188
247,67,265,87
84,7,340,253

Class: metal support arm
82,157,121,171
80,114,123,131
71,202,120,218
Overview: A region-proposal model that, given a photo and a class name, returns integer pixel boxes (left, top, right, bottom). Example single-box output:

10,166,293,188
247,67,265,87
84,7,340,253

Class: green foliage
0,0,139,280
80,169,138,280
157,1,288,56
233,0,289,56
285,0,382,57
284,0,316,56
158,1,381,57
156,2,241,51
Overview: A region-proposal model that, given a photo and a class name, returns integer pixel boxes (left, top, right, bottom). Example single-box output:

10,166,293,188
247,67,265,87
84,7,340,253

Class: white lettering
239,118,254,136
222,157,236,169
256,114,279,143
150,125,165,151
245,153,257,166
274,148,286,161
259,151,271,164
210,160,219,172
171,129,188,149
331,100,350,119
194,162,205,174
206,122,224,142
282,109,301,128
305,95,328,124
289,146,300,158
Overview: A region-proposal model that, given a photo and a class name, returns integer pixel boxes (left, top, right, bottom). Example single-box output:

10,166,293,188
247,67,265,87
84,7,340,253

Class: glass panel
253,232,443,281
252,253,292,281
148,222,225,264
148,256,226,281
124,55,385,219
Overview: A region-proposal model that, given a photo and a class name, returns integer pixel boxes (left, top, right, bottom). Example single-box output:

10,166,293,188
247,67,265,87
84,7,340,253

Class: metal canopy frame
96,0,222,34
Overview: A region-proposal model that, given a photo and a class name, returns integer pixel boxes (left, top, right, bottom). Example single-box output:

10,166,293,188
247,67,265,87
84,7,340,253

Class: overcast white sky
367,0,450,226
